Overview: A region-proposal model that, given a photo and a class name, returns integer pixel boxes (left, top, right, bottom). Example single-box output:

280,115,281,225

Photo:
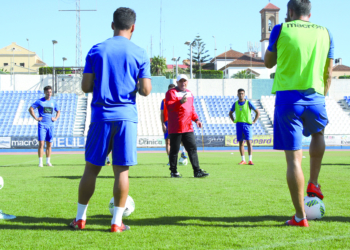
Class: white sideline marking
242,235,350,250
0,155,65,167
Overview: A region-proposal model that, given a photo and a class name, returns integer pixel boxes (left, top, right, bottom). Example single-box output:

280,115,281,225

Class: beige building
333,64,350,79
0,42,47,74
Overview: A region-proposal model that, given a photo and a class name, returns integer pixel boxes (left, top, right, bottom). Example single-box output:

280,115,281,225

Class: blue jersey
84,36,151,123
31,98,59,126
268,24,335,106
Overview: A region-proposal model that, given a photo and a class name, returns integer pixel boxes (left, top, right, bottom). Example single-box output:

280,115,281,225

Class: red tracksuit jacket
165,87,199,134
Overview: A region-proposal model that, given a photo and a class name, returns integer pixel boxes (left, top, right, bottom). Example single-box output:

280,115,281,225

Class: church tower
260,3,280,60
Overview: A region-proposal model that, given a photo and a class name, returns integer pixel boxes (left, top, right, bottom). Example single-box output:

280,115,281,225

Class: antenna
151,35,153,58
160,0,162,57
59,0,96,68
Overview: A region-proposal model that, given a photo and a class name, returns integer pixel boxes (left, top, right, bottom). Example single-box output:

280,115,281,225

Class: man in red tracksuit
166,74,209,178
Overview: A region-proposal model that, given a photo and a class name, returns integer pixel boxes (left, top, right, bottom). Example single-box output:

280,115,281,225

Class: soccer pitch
0,151,349,249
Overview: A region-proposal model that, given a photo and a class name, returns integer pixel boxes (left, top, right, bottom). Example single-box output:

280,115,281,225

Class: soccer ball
0,176,3,190
109,195,135,217
304,196,325,220
179,157,188,165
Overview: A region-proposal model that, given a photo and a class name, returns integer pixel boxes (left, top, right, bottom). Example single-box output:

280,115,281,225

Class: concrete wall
329,79,350,99
1,75,349,100
252,79,274,99
0,75,53,91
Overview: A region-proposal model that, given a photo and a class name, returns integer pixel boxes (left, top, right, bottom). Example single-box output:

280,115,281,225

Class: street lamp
26,38,30,74
52,40,57,94
62,57,67,75
171,57,176,78
212,36,217,70
185,41,195,79
172,57,181,77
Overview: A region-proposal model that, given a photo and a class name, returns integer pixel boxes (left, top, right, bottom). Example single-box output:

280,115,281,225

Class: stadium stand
136,93,268,136
0,91,78,137
260,95,350,135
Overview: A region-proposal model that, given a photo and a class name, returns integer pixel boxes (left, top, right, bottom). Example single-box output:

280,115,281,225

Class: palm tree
151,56,167,76
231,70,255,79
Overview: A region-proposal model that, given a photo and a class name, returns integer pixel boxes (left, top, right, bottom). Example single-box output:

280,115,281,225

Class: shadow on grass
91,215,350,227
322,163,350,166
2,215,350,231
45,176,191,180
0,164,86,168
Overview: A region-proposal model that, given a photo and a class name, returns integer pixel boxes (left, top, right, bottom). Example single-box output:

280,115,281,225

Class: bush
39,67,72,75
195,70,223,79
339,75,350,79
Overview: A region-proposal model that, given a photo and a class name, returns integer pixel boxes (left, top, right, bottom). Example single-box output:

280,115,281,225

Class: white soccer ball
0,176,3,190
179,157,188,165
109,195,135,217
304,196,325,220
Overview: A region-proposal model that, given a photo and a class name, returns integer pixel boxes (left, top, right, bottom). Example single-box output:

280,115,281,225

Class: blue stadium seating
0,91,77,137
192,96,266,136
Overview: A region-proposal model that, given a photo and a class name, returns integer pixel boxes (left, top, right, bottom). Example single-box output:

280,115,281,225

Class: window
20,63,25,67
4,63,8,66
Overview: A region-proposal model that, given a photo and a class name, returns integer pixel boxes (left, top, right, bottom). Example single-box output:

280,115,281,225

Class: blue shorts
164,121,169,140
236,122,253,142
274,104,328,150
85,121,137,166
38,123,54,142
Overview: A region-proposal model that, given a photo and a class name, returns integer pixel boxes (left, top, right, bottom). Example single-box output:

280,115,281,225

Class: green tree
150,56,167,76
0,68,9,74
187,35,212,74
231,70,256,79
39,67,72,75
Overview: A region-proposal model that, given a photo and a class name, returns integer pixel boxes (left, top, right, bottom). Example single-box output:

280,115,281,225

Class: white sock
241,156,245,161
39,157,43,164
46,157,50,164
294,215,306,223
76,203,88,221
249,155,252,161
106,156,110,162
111,206,125,226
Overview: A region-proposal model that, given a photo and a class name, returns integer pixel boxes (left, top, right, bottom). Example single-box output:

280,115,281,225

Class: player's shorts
38,123,54,142
236,122,253,142
274,104,328,150
85,121,137,166
164,121,169,140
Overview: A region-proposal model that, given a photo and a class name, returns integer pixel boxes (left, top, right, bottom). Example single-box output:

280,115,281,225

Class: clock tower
260,3,280,60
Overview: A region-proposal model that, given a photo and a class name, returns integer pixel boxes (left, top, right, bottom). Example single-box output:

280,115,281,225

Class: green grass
0,151,350,249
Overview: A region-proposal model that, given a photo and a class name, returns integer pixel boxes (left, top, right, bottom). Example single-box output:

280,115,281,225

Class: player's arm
28,107,42,122
138,78,152,96
252,109,260,124
166,91,181,111
264,24,281,69
191,102,202,128
52,110,60,122
229,111,235,123
160,109,167,133
323,58,333,96
81,73,94,93
264,51,277,69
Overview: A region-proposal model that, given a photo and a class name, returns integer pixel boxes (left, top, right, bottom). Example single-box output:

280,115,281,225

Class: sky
1,0,349,67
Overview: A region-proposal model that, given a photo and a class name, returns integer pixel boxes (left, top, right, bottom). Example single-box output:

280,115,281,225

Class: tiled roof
333,65,350,71
210,49,245,63
166,65,189,69
219,55,265,70
246,68,260,76
260,3,280,13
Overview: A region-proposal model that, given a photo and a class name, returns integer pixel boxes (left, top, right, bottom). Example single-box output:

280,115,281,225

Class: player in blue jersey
29,86,60,167
265,0,334,226
70,7,152,233
229,89,260,165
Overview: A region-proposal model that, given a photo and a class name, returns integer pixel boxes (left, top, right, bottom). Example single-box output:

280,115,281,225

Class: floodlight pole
63,57,67,75
52,40,57,94
27,38,30,74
